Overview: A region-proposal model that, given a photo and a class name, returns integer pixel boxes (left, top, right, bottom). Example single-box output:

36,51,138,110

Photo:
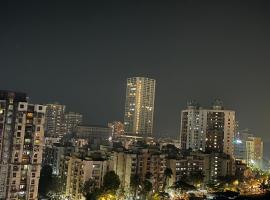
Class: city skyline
1,1,270,155
2,1,270,199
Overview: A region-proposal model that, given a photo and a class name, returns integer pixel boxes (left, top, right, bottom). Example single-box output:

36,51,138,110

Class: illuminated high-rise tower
124,77,156,137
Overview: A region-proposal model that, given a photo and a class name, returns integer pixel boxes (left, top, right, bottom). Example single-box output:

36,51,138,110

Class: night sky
1,1,270,155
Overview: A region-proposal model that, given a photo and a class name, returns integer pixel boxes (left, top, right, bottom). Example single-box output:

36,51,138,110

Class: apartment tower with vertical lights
124,77,156,137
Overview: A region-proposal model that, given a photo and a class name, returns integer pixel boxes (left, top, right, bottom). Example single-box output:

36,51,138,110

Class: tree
86,171,120,200
142,180,152,199
162,144,180,159
145,172,152,180
173,180,196,192
130,174,141,199
51,176,65,194
260,178,270,192
86,188,103,200
38,165,66,197
83,178,96,197
103,171,120,192
38,165,53,195
188,170,205,186
162,168,173,191
217,175,237,188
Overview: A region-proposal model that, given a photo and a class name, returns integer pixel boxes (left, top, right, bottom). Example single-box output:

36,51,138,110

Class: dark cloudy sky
1,1,270,154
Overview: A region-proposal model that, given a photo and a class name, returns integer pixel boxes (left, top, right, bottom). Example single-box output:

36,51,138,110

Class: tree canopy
103,171,120,191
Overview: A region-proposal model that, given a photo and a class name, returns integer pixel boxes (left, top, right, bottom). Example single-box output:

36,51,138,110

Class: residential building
179,99,236,157
246,136,263,167
234,129,253,162
60,154,111,200
75,125,112,149
167,152,210,185
113,149,166,190
167,150,235,184
124,77,156,137
45,103,66,137
65,112,83,134
108,121,124,137
208,152,235,182
44,137,61,146
42,144,75,175
0,90,46,200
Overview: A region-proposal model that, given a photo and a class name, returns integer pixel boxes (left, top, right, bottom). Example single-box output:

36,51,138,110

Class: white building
180,100,236,157
246,136,263,167
113,149,166,190
0,90,46,200
61,154,111,200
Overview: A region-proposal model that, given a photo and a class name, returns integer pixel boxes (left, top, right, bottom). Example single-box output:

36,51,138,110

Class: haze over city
1,1,270,154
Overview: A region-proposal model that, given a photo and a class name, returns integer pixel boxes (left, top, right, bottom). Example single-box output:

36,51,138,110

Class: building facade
167,151,235,185
167,152,210,186
76,125,111,141
108,121,124,137
234,129,253,162
60,154,111,200
42,144,75,175
113,149,166,191
180,100,236,157
45,103,66,137
246,136,263,167
0,90,46,200
65,112,83,134
208,152,235,183
124,77,156,137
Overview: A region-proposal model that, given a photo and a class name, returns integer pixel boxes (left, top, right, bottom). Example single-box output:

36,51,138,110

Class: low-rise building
75,125,112,149
60,154,111,200
209,152,235,182
65,112,83,134
167,151,210,186
108,121,124,137
167,151,235,185
113,148,166,191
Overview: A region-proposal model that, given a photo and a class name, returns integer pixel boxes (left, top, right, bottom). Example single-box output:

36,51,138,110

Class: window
27,113,33,118
20,104,24,109
17,132,21,137
17,126,22,130
13,173,16,178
